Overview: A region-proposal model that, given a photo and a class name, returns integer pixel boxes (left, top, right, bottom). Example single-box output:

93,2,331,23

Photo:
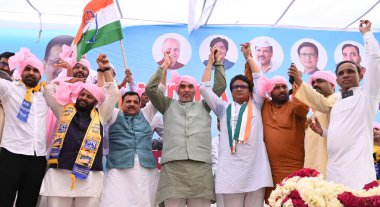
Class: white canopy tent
0,0,379,33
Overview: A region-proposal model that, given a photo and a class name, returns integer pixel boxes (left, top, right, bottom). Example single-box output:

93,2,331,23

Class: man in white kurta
200,44,272,207
294,20,380,189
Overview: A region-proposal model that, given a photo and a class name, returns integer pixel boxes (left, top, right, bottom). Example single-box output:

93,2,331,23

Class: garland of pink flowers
269,168,380,207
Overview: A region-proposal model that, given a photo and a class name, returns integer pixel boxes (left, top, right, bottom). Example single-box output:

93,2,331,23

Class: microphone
289,63,295,95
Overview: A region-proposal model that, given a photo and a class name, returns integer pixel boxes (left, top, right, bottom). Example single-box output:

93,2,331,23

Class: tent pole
344,0,380,29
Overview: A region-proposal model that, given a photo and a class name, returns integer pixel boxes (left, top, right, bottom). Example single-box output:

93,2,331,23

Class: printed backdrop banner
1,24,379,126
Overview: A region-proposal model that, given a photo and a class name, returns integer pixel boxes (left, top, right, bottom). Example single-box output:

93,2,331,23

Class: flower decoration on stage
268,168,380,207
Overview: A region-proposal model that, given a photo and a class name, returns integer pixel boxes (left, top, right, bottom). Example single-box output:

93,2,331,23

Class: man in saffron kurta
259,75,309,200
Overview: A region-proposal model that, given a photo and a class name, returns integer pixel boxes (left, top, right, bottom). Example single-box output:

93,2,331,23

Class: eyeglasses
0,62,9,68
232,84,249,90
300,53,317,58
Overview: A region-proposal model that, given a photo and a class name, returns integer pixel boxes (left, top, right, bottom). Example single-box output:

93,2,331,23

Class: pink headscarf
136,87,145,98
8,48,44,78
257,75,288,97
59,45,91,70
374,122,380,129
308,71,337,87
169,70,197,93
55,81,104,106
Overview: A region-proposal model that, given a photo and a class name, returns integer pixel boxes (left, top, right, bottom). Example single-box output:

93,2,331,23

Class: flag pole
119,39,128,69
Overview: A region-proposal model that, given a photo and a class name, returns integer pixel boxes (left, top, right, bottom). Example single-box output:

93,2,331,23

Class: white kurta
295,31,380,189
200,73,273,194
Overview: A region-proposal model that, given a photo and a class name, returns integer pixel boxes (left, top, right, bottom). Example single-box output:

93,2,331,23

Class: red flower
338,191,380,207
281,190,309,207
363,181,380,191
285,168,320,180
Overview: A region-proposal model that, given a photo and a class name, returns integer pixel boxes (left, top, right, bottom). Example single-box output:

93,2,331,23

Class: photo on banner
290,38,328,75
249,36,284,73
151,33,192,70
334,41,367,75
199,35,238,70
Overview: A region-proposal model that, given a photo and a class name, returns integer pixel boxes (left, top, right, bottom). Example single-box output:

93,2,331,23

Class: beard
22,76,39,88
272,93,290,105
75,99,96,112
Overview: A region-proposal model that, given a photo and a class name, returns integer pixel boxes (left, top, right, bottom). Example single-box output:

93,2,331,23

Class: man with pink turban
293,20,379,190
45,45,97,148
258,69,309,202
0,48,48,207
146,50,226,207
288,69,338,177
39,54,118,207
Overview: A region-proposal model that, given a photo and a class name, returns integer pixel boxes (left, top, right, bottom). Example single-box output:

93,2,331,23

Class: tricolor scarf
17,81,46,122
226,99,253,154
48,103,101,190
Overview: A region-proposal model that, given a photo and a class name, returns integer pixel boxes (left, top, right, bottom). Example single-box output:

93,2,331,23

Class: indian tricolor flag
73,0,123,61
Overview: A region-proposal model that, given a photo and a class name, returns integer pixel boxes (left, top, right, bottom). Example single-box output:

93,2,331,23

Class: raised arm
97,54,119,123
43,82,64,117
96,53,115,87
360,20,380,97
201,48,226,117
289,64,335,113
241,42,261,73
241,42,265,105
145,51,172,115
211,49,227,97
98,82,119,124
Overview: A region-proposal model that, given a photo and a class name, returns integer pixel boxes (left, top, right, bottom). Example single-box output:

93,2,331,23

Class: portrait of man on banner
199,34,238,70
291,38,328,75
334,41,367,75
153,33,192,70
250,36,284,73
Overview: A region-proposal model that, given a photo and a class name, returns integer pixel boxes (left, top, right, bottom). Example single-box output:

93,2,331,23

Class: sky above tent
0,0,379,32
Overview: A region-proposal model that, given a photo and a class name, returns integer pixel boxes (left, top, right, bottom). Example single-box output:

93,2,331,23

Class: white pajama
223,188,265,207
47,196,99,207
99,155,159,207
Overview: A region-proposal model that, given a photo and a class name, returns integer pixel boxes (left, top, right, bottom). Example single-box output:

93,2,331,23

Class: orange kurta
262,97,308,199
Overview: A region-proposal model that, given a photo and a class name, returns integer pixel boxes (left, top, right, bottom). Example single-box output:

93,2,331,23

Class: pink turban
308,71,337,87
59,45,91,70
8,48,44,78
169,70,197,93
55,81,104,106
374,122,380,129
136,87,145,98
257,75,288,97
